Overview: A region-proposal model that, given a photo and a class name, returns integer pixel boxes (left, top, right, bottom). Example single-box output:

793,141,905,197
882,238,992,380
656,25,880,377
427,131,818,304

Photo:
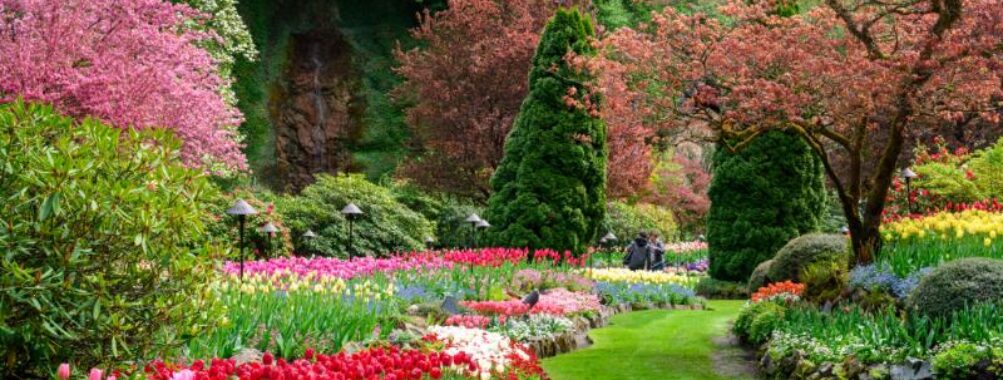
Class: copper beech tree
599,0,1003,263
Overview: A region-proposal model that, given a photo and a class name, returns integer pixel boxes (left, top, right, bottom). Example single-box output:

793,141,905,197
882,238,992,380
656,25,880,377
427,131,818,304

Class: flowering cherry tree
0,0,246,169
601,0,1003,262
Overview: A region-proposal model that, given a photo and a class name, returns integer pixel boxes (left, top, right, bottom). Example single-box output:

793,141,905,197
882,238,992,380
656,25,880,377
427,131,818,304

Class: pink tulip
57,363,70,380
88,368,103,380
170,369,195,380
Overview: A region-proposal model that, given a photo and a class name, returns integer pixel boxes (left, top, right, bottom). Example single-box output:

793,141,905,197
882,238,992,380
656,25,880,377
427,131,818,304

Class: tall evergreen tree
484,8,607,257
707,131,827,281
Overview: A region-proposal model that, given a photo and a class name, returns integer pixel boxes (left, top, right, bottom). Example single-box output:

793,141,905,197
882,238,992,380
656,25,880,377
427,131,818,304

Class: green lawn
542,300,754,380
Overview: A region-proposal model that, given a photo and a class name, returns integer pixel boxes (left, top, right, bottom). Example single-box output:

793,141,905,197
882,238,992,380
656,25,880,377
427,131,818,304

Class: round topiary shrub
767,233,849,283
906,258,1003,317
748,259,774,293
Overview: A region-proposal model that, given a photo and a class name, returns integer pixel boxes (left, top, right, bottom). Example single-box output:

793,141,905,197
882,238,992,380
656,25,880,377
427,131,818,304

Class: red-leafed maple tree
601,0,1003,263
394,0,655,200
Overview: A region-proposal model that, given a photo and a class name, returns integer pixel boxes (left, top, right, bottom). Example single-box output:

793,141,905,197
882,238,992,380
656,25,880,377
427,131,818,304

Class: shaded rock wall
273,29,362,190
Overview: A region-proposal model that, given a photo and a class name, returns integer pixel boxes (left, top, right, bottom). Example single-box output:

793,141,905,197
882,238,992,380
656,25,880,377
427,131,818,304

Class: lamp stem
238,215,246,281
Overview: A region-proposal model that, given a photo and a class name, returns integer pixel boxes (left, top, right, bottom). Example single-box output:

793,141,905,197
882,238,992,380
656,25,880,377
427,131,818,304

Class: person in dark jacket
649,232,666,270
623,233,651,271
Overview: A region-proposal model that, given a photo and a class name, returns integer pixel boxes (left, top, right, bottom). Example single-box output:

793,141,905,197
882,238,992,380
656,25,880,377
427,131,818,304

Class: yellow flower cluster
218,272,397,301
349,280,395,301
883,210,1003,245
581,268,699,286
222,272,347,295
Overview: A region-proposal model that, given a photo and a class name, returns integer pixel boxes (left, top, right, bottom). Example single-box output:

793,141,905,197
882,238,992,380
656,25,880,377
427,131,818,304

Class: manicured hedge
907,258,1003,316
767,233,848,283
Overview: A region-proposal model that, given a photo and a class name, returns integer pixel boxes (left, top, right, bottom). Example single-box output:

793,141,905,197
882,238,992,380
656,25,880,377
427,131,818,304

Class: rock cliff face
234,0,427,191
272,29,362,191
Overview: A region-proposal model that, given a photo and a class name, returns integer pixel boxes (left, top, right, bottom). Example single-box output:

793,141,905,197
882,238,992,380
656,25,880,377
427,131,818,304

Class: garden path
541,300,756,380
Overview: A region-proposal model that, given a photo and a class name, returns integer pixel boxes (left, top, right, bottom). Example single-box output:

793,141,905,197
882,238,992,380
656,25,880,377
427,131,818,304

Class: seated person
648,232,666,270
623,233,651,271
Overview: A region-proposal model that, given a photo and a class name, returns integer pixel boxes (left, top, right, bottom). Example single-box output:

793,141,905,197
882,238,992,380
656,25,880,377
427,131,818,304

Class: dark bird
522,290,540,309
441,295,461,315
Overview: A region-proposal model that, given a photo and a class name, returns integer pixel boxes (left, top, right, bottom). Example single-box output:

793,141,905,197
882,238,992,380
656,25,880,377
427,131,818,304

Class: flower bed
583,268,702,287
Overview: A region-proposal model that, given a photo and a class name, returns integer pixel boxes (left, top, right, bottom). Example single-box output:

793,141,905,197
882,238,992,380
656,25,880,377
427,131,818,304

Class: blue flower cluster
594,281,697,305
849,264,932,298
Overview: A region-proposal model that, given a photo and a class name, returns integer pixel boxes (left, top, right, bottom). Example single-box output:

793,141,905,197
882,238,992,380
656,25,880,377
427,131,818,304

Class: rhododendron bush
0,0,245,169
597,0,1003,262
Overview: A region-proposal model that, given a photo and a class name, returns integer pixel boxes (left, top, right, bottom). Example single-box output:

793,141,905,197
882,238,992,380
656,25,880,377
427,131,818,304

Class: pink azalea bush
0,0,245,169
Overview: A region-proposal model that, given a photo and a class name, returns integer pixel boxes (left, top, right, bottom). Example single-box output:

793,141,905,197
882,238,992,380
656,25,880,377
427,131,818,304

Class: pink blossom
57,363,70,380
0,0,245,169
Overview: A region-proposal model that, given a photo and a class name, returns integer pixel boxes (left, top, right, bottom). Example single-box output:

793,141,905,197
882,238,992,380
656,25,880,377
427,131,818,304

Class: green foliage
431,199,485,249
914,161,985,202
593,0,661,30
968,138,1003,199
771,304,1003,366
734,301,787,345
799,259,848,303
187,280,398,360
932,342,1001,379
605,201,677,243
707,131,828,281
694,278,749,300
906,258,1003,317
767,233,849,284
206,188,295,258
484,9,607,256
748,259,774,293
0,102,223,376
277,174,435,257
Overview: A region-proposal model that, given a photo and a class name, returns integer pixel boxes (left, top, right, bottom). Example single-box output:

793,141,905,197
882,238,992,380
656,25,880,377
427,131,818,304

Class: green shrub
767,233,849,283
694,278,749,299
968,138,1003,199
932,342,1001,379
605,201,677,244
206,188,294,258
0,101,223,377
484,9,606,256
906,258,1003,316
748,259,774,293
707,131,827,281
431,198,484,249
799,259,848,303
734,301,786,345
277,174,435,257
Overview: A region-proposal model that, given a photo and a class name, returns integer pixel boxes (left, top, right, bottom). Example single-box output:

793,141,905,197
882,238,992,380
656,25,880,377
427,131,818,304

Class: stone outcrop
272,28,363,191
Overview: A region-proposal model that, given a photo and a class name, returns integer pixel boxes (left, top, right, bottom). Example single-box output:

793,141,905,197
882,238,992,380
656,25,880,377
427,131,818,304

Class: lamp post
302,229,317,256
601,232,617,266
902,167,918,214
259,222,279,258
226,199,258,280
342,203,363,258
464,213,482,249
475,219,490,248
